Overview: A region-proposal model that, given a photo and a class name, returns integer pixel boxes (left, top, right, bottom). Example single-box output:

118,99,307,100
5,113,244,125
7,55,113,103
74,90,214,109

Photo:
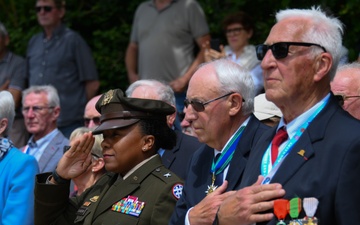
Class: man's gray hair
125,79,176,107
22,85,60,108
199,59,255,116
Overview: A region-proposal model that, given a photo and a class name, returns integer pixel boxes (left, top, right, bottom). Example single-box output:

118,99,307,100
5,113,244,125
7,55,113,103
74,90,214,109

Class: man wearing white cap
254,93,282,127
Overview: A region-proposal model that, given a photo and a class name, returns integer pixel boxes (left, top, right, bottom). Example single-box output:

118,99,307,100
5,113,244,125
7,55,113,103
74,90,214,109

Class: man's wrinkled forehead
266,18,310,43
188,65,219,98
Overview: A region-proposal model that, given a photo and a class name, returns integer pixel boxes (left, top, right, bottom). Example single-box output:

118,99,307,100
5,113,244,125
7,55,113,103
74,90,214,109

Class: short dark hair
222,11,254,32
139,118,177,151
53,0,65,9
37,0,65,9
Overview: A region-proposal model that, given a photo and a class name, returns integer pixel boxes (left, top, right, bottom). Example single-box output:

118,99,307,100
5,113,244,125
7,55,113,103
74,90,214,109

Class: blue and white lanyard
261,100,328,184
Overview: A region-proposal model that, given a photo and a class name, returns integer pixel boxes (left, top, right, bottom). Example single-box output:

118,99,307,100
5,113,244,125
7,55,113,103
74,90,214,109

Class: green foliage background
1,0,359,93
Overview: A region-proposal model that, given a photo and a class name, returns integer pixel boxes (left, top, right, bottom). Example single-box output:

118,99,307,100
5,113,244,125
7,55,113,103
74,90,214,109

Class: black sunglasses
184,92,240,112
256,42,327,60
35,6,53,13
334,94,360,106
84,117,101,126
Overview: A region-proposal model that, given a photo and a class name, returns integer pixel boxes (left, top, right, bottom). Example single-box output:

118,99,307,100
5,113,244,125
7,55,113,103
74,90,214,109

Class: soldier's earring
142,147,147,151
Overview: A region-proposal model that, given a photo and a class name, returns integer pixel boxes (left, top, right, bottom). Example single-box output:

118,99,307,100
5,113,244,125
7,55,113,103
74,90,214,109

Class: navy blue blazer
240,94,360,225
169,115,269,225
162,130,204,180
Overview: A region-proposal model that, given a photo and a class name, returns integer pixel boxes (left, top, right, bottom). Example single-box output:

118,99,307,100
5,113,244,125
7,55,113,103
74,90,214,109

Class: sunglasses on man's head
255,42,327,60
184,92,242,112
35,6,53,13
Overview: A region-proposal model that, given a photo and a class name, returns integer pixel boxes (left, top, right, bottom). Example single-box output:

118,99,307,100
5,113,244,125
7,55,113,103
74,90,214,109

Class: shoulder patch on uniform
172,183,183,200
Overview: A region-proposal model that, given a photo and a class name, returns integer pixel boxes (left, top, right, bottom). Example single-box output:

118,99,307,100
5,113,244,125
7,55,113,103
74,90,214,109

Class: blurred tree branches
0,0,359,93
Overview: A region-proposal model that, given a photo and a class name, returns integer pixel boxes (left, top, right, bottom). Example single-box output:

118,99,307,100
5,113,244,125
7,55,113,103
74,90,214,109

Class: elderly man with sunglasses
212,7,360,225
331,62,360,120
83,95,102,128
169,58,271,225
25,0,99,138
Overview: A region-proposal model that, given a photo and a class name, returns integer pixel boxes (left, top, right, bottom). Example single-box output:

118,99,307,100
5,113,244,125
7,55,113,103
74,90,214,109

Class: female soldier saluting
34,89,183,225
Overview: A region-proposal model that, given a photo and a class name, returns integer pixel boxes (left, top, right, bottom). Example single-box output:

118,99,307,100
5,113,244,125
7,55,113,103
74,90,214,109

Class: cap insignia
102,90,115,106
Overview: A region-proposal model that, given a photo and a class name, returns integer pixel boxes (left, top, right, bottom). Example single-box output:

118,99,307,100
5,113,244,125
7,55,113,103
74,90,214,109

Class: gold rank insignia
102,90,114,106
90,195,99,202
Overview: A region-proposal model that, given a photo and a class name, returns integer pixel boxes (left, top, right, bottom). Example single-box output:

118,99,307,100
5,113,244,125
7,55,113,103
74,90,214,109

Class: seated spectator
331,62,360,120
179,106,197,137
204,11,263,95
0,90,39,225
254,93,282,126
83,95,102,128
22,85,68,173
68,127,106,197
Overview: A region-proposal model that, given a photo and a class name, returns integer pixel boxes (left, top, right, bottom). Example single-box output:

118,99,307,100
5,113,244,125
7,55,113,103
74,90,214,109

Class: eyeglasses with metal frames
256,42,327,60
184,92,242,112
22,106,55,114
225,27,244,35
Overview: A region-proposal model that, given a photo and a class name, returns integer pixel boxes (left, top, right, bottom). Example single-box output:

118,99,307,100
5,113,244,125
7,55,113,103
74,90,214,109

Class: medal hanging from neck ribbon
288,197,302,225
302,197,319,225
274,199,289,225
206,126,245,195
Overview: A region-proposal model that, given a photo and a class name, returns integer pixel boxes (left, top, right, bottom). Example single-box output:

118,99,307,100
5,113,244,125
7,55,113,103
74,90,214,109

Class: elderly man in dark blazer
169,59,270,225
214,7,360,225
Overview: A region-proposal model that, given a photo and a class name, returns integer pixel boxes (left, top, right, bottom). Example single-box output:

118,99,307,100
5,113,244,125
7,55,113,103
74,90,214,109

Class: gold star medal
205,173,218,195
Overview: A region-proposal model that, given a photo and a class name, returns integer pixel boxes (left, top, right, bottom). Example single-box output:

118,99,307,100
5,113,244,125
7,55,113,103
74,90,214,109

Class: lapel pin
297,150,308,160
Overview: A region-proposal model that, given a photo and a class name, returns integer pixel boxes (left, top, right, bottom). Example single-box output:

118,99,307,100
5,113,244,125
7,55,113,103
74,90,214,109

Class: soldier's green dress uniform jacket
34,155,183,225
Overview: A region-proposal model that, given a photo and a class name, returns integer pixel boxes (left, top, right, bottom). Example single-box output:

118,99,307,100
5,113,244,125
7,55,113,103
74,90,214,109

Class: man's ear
167,112,176,128
314,52,332,82
52,106,61,119
228,93,242,116
59,7,66,20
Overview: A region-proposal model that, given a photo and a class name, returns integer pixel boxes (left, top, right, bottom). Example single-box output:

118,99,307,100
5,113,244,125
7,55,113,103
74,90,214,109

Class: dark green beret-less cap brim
92,89,175,134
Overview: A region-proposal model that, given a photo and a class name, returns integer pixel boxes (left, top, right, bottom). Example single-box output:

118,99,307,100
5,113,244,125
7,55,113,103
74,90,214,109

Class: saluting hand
56,132,95,180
